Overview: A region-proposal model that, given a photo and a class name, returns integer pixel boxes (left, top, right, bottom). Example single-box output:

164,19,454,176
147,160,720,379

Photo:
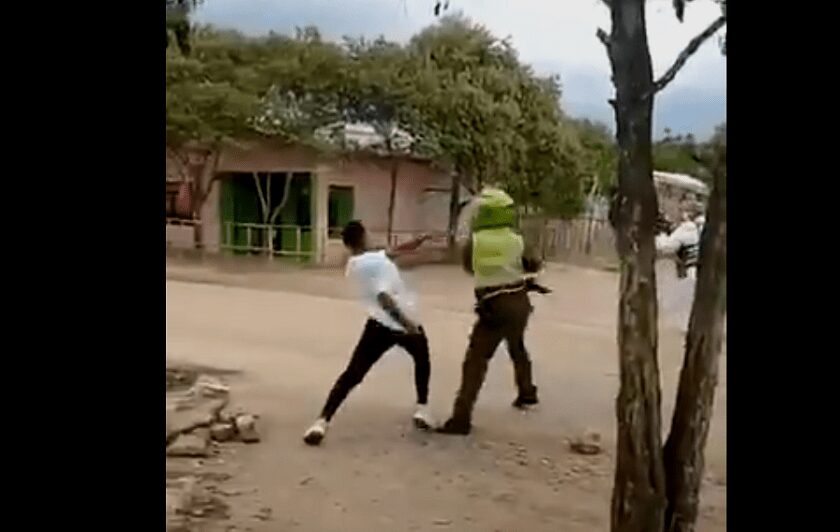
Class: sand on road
166,263,726,531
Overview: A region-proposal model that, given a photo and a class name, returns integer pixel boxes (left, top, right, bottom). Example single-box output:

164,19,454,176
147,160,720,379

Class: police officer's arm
522,242,543,274
461,237,474,275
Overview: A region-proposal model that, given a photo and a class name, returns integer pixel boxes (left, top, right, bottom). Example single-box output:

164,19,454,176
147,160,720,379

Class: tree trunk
387,159,399,246
447,171,461,253
268,174,295,258
252,172,274,257
192,149,221,251
662,156,727,532
605,1,667,531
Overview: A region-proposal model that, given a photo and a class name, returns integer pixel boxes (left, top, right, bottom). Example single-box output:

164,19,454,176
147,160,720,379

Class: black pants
449,289,536,424
320,319,431,422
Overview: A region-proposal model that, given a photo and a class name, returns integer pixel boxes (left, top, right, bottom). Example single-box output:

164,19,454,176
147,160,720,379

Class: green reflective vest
472,227,526,288
468,189,525,288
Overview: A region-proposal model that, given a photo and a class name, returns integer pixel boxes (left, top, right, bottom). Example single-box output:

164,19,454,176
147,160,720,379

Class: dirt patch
167,363,241,392
166,474,231,532
166,366,263,531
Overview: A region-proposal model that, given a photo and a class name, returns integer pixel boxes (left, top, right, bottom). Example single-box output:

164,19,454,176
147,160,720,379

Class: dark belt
475,279,552,302
474,281,526,301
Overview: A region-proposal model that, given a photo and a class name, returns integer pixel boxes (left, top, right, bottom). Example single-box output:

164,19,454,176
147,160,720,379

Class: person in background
437,188,550,436
302,221,434,446
655,199,704,333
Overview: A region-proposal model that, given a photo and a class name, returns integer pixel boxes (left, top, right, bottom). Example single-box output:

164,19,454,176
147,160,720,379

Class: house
166,137,462,266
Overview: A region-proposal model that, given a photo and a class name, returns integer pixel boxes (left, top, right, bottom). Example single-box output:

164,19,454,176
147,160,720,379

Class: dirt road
166,263,726,531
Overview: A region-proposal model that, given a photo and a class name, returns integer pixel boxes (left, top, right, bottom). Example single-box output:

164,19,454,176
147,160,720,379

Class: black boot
512,386,539,409
436,417,472,435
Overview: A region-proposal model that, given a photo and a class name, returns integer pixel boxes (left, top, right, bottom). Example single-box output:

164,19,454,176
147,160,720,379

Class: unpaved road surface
166,262,726,531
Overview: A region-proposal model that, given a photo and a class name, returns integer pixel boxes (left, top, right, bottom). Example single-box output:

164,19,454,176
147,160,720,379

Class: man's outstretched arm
385,233,432,260
376,292,420,334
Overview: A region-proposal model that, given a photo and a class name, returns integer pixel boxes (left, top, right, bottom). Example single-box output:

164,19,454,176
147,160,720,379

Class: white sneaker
303,418,328,446
412,404,434,431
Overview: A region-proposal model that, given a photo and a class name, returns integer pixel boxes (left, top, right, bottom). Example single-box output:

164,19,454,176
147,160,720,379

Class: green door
328,185,354,239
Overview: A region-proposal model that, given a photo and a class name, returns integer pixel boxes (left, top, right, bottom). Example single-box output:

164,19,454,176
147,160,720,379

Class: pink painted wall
166,143,455,263
316,158,452,265
334,159,448,233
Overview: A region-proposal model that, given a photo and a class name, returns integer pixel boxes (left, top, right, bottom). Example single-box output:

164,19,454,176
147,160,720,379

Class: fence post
295,226,301,257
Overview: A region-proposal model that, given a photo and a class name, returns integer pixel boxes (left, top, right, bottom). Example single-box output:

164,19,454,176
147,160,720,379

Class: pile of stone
166,370,258,531
166,373,260,458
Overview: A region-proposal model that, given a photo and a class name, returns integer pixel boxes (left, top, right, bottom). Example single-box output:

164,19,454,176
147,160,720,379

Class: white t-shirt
655,220,700,279
655,221,699,255
345,250,420,332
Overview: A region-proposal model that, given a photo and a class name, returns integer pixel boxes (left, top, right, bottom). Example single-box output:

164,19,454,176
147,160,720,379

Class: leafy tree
653,129,705,181
166,0,202,54
573,119,618,197
166,28,268,246
405,16,524,246
243,28,351,153
168,16,594,254
338,37,422,242
406,15,588,244
166,27,347,247
505,76,588,219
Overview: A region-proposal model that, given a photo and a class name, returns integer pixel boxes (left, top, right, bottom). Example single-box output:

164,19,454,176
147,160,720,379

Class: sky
193,0,727,139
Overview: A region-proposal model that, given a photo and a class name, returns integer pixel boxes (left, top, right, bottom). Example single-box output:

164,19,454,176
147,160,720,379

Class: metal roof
653,171,709,195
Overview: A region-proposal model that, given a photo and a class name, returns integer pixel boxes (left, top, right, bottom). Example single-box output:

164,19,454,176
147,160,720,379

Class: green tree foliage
651,126,728,185
405,15,588,218
166,0,201,54
653,129,703,179
166,18,593,223
166,28,265,146
572,118,618,195
690,123,726,182
166,26,348,148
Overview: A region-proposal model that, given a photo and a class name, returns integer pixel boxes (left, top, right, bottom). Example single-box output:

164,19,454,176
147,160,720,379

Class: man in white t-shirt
656,201,703,333
303,221,435,446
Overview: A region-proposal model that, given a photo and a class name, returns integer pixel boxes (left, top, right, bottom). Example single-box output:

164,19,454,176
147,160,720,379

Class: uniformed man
437,188,549,436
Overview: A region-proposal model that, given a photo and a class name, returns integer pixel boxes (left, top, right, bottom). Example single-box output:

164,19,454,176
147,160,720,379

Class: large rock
166,375,230,441
210,422,235,442
167,429,210,457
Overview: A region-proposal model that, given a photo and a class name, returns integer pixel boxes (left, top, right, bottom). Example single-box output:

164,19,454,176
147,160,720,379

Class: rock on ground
166,375,230,442
167,428,210,457
210,422,236,442
234,414,260,443
569,430,603,456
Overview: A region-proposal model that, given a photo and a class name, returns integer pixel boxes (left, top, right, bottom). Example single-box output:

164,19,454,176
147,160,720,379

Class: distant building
165,137,457,265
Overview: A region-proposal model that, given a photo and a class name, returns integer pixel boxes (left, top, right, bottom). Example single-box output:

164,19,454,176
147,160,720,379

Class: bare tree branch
269,174,295,225
596,27,611,50
649,15,726,96
252,172,270,223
